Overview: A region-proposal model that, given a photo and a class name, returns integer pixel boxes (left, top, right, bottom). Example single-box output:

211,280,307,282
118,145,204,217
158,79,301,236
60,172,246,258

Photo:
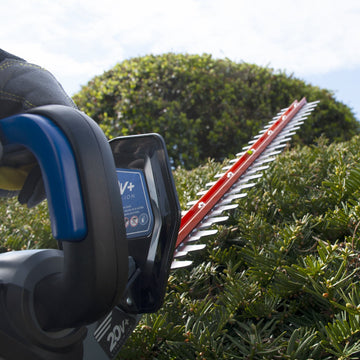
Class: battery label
116,169,154,239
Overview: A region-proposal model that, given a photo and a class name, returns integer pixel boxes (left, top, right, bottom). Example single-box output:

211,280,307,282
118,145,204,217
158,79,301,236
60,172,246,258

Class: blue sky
1,0,359,120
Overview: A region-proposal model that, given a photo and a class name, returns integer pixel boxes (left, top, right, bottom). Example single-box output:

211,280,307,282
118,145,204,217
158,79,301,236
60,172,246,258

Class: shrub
73,53,359,169
118,135,360,359
2,135,360,358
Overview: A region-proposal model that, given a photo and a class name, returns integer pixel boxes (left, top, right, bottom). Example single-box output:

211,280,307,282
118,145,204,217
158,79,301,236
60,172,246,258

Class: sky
1,0,359,120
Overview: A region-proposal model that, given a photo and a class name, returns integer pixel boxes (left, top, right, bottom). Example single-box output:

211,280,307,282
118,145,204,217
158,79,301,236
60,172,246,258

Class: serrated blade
174,244,207,258
171,260,194,269
171,98,319,269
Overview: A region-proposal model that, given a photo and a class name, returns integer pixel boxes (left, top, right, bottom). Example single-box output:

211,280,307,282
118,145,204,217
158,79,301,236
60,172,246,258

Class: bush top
73,53,359,169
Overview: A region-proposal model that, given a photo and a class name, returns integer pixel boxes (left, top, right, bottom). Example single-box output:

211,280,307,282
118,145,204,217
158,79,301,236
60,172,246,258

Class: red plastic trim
176,98,307,248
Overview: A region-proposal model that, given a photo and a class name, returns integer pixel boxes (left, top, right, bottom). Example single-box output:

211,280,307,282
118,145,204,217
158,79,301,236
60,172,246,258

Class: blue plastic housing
0,113,87,241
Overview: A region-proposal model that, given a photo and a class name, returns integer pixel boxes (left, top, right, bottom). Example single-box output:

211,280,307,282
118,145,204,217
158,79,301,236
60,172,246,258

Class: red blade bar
176,97,307,248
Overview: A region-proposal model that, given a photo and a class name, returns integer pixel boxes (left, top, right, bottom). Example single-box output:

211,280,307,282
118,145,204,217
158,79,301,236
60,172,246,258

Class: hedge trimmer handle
0,105,128,359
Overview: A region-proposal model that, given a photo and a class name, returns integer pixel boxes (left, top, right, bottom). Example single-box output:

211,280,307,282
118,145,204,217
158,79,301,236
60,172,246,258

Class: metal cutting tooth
256,150,282,158
171,260,193,269
303,101,319,109
174,244,207,258
254,151,282,161
272,136,292,144
227,178,261,192
266,139,289,149
199,216,229,229
219,192,248,205
243,165,270,176
221,164,234,171
261,143,287,152
292,117,306,123
205,180,217,187
249,157,273,167
291,120,305,126
299,112,314,119
262,158,276,166
233,152,245,159
298,108,315,115
275,133,293,141
213,172,226,179
227,182,257,194
209,203,239,217
253,156,276,165
205,177,225,186
252,153,276,166
284,127,300,133
287,119,305,126
250,135,261,141
297,109,315,116
187,229,218,242
238,173,263,182
279,130,297,137
181,244,207,252
307,103,320,110
173,250,188,258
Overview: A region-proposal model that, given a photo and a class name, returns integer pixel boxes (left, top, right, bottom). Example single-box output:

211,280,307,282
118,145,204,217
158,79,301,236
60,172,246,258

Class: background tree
73,53,359,168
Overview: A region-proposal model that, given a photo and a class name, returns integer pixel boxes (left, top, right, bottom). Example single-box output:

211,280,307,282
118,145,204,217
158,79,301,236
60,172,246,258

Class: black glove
0,49,77,207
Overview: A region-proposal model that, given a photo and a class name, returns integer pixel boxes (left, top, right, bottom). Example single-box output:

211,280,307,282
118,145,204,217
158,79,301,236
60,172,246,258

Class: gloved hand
0,49,77,207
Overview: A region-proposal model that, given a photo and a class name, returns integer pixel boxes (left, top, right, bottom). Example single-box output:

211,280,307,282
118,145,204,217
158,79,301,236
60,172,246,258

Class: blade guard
109,134,181,314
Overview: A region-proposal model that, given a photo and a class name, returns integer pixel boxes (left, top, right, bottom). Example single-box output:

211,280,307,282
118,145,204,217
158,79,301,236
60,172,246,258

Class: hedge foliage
3,134,360,358
73,53,359,169
117,135,360,359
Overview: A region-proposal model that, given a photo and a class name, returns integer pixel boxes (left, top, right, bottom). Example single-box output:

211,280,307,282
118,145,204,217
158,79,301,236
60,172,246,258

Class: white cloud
1,0,359,97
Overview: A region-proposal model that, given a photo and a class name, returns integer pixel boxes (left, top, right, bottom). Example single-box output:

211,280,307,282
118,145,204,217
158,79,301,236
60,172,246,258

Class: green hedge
0,198,54,253
73,53,359,169
118,135,360,359
3,135,360,358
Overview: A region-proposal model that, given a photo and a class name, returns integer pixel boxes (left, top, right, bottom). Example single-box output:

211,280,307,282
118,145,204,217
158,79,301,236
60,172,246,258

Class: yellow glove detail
0,164,35,191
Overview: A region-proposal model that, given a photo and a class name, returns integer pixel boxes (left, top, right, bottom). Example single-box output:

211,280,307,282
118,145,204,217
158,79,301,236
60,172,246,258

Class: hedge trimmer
0,98,318,359
92,97,318,359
